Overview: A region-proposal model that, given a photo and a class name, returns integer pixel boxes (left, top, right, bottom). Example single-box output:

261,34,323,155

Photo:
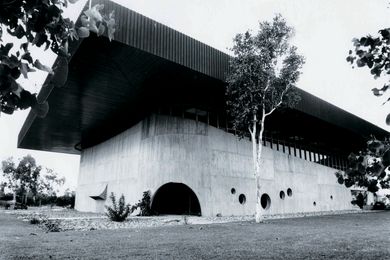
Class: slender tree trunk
254,110,267,223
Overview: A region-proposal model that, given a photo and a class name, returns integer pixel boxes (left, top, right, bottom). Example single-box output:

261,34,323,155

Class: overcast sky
1,0,389,192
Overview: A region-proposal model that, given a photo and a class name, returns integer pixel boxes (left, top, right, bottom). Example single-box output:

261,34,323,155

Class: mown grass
0,210,389,259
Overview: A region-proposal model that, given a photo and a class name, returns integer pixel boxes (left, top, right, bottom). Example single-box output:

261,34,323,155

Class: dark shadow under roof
17,0,388,154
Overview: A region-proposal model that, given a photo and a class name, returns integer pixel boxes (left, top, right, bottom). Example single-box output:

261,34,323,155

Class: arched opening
151,182,201,216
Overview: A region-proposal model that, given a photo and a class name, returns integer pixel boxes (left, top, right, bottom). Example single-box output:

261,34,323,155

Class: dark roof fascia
94,0,230,81
17,0,389,152
17,39,83,150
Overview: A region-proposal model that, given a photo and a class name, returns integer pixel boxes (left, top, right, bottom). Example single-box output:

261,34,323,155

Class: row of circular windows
232,187,334,210
231,187,293,206
279,188,293,200
262,192,334,210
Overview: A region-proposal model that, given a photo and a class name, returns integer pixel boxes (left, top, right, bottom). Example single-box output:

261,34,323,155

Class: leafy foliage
30,217,41,225
1,155,65,203
351,193,366,209
336,138,390,194
226,14,304,135
346,29,390,124
56,189,75,208
41,218,61,232
0,0,116,117
132,190,153,216
105,192,133,222
226,15,304,223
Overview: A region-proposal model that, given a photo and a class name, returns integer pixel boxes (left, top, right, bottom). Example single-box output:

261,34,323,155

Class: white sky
1,0,389,191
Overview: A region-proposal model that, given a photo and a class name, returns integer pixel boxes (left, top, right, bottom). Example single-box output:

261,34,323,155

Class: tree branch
264,85,290,117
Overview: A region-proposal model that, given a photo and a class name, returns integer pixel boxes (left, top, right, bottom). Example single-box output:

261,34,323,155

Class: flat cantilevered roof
18,0,388,154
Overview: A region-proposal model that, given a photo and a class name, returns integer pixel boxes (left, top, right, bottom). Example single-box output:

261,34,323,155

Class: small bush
105,193,133,222
373,201,385,210
352,193,366,209
30,217,41,225
41,219,61,232
56,193,75,208
0,193,14,201
132,190,153,216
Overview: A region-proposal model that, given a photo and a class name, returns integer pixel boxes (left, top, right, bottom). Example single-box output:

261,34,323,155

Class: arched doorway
151,182,201,216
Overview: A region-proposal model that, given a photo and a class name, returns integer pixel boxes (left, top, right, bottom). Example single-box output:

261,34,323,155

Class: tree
226,15,304,223
0,0,115,117
346,28,390,124
336,137,390,202
343,11,390,204
1,155,65,204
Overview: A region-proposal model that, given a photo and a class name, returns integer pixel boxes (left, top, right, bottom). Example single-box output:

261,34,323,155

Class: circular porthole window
287,188,293,197
279,191,285,200
313,201,317,206
261,194,271,210
239,194,246,204
231,188,236,195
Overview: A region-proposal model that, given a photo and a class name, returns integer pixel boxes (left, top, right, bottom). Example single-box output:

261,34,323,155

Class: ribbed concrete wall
75,114,354,216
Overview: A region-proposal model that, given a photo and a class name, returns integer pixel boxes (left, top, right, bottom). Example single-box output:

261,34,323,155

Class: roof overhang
18,0,388,154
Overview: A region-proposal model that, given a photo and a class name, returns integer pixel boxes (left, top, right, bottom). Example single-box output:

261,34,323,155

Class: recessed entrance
151,182,201,216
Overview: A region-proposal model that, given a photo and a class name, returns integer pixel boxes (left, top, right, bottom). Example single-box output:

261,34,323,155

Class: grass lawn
0,210,389,259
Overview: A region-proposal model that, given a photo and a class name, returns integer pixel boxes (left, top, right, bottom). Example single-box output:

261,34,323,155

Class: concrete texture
75,114,354,216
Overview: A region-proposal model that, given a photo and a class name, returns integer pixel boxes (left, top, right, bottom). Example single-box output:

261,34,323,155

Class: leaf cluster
131,190,153,216
347,29,390,123
105,192,133,222
0,0,116,117
336,137,390,193
226,14,304,135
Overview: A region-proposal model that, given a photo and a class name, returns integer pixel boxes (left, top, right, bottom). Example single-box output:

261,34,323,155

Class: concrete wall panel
75,114,354,216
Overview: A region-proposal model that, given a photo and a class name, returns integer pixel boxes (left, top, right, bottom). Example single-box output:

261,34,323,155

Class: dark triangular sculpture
90,184,108,200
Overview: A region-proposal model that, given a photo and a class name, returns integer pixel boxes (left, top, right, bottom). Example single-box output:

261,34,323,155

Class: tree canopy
226,14,304,222
226,15,303,135
0,0,115,117
1,155,65,203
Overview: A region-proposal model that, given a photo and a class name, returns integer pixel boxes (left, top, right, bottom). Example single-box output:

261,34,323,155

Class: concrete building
18,1,388,216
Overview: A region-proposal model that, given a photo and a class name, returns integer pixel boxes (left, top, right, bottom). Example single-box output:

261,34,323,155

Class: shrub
41,219,61,232
105,193,133,222
0,193,14,201
30,217,41,225
373,201,385,210
352,193,366,209
56,193,75,208
132,190,153,216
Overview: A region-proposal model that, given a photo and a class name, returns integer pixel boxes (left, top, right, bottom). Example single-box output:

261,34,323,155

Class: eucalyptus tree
1,155,65,204
226,15,304,222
